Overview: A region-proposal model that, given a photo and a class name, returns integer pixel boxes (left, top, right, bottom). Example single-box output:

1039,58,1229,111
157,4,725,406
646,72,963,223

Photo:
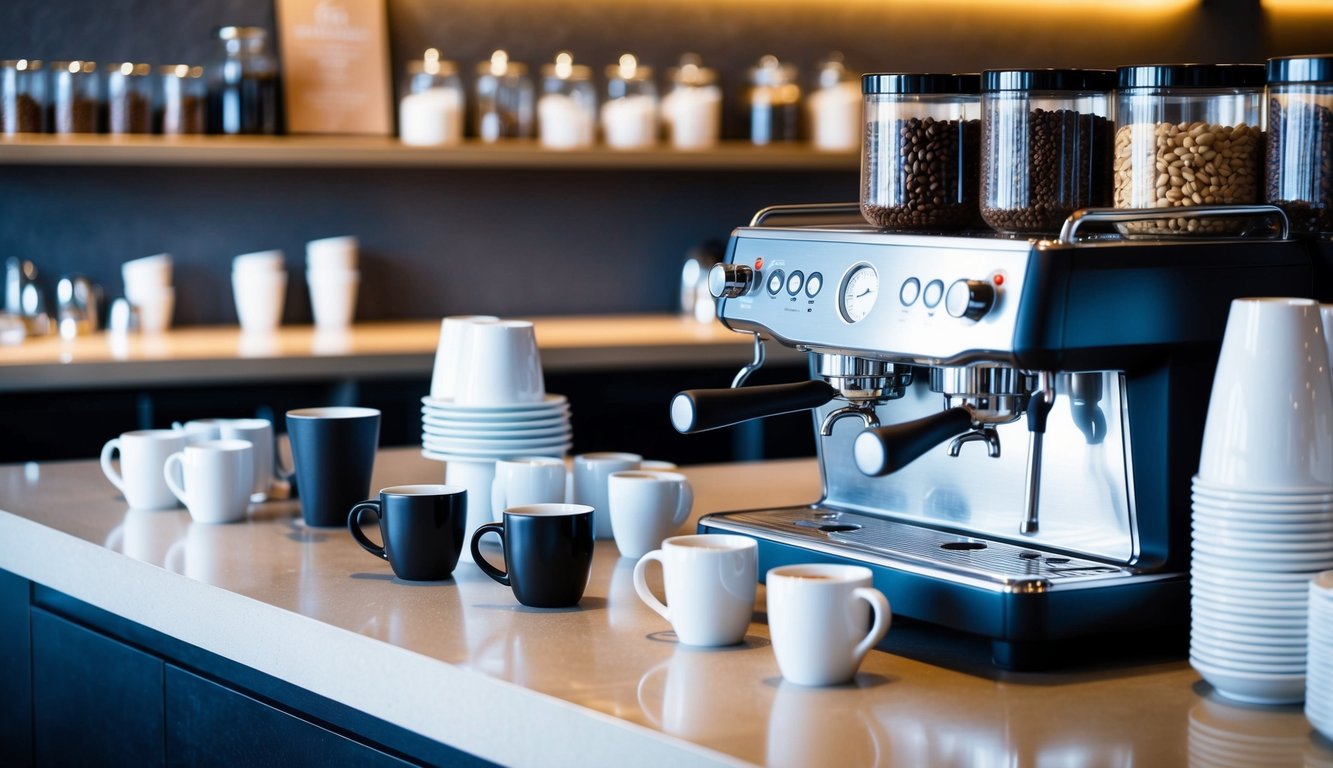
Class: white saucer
421,444,572,462
1192,562,1330,582
1192,550,1333,573
423,423,572,440
1192,506,1333,526
422,413,570,431
419,449,497,464
1190,657,1307,705
422,394,568,412
423,434,572,452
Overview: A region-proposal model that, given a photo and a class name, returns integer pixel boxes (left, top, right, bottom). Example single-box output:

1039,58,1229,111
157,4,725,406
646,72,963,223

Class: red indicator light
993,273,1005,286
755,257,764,270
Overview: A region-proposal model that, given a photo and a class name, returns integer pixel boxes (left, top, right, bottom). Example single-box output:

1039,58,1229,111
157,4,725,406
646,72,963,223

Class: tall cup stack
306,236,360,332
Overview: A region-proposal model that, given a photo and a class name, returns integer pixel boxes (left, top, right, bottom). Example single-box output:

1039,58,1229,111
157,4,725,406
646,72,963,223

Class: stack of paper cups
121,253,174,334
232,250,287,334
306,236,359,331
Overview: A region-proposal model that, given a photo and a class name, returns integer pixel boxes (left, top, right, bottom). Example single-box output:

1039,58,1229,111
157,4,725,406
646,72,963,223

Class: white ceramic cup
491,456,567,522
572,452,642,539
306,235,359,272
100,429,188,510
172,418,225,444
122,253,172,304
163,439,254,524
608,470,693,559
232,249,285,274
633,534,757,647
430,315,499,400
215,418,277,501
232,268,287,334
307,269,360,330
1199,297,1333,492
134,286,175,334
445,458,498,562
454,319,545,406
766,564,891,686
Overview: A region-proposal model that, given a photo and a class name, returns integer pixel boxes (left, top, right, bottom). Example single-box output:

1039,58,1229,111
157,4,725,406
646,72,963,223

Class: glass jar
538,52,595,150
981,69,1115,234
808,54,861,152
105,62,152,134
209,26,278,135
860,73,981,230
159,65,206,135
399,48,464,147
1265,55,1333,235
1113,63,1265,235
474,50,533,142
1,59,45,134
601,53,657,150
747,55,800,145
51,60,99,134
662,54,721,151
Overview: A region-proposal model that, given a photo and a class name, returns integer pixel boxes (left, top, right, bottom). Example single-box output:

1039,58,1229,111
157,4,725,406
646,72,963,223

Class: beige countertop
1,448,1329,766
0,314,801,392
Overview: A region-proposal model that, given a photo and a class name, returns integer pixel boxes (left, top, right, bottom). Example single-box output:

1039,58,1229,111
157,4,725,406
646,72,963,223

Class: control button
786,270,804,296
944,279,996,321
922,279,945,309
805,272,823,298
767,269,785,296
899,277,921,306
708,263,755,299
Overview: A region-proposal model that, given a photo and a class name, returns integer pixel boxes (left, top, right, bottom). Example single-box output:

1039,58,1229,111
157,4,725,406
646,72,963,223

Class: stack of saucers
1309,571,1333,739
420,394,572,463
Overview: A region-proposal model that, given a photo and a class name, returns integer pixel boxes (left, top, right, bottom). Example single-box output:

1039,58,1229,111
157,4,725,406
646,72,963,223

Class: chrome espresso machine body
673,205,1312,667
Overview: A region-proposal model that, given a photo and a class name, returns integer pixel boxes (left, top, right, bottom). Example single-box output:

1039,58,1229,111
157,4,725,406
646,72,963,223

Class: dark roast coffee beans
1266,97,1333,235
861,116,980,230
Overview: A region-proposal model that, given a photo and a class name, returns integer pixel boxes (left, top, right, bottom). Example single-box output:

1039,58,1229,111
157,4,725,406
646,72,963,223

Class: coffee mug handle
849,587,892,665
632,550,671,622
162,452,188,506
470,522,510,586
347,501,387,560
100,438,125,492
671,479,694,529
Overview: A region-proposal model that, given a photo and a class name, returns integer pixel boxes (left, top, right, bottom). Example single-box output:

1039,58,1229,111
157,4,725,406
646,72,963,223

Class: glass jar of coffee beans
860,73,981,231
1,59,46,134
1113,63,1265,236
981,69,1115,234
51,60,100,134
1265,55,1333,235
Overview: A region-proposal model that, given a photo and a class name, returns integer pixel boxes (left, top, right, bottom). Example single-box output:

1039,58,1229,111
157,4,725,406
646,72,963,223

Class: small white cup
306,235,359,272
454,319,545,406
430,315,499,400
445,459,498,562
232,249,285,274
172,419,224,444
766,564,891,686
163,439,254,524
307,269,360,330
232,269,287,334
608,470,693,559
571,452,642,539
134,286,175,334
633,534,757,647
122,253,172,303
100,429,188,510
215,418,278,501
492,456,567,522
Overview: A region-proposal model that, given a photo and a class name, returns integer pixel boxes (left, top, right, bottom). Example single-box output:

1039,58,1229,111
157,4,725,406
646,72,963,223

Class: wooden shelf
0,134,858,171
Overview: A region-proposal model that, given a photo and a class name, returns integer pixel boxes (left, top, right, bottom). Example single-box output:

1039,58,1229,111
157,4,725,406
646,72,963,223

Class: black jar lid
862,73,980,96
982,68,1115,92
1117,63,1266,89
1267,55,1333,85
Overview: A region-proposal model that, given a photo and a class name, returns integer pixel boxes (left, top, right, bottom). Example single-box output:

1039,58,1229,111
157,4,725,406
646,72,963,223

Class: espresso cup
470,503,594,608
100,429,187,510
286,406,381,527
633,534,757,646
454,319,545,406
429,315,499,401
491,456,567,522
608,470,694,559
571,452,642,540
163,439,255,524
766,564,891,686
348,484,467,581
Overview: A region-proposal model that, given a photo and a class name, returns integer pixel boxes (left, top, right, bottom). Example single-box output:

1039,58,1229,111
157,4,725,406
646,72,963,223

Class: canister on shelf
661,54,721,151
51,60,99,134
860,73,982,231
399,48,464,147
209,25,279,135
106,62,152,134
474,49,533,142
538,51,596,150
1,59,45,135
747,55,800,145
1113,63,1265,235
807,53,861,152
159,65,206,135
980,68,1115,234
1265,54,1333,235
601,53,657,150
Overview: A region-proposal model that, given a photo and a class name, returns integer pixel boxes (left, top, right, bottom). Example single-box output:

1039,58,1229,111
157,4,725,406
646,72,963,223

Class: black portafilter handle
853,407,974,477
670,380,839,434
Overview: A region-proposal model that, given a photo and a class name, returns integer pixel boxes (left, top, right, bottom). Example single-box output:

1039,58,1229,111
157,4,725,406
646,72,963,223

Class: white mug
163,439,254,524
232,268,287,334
100,429,187,510
608,470,693,559
215,418,278,501
307,269,360,331
572,452,642,540
172,419,224,445
766,564,891,686
492,456,567,522
454,319,545,406
633,534,757,647
430,315,499,400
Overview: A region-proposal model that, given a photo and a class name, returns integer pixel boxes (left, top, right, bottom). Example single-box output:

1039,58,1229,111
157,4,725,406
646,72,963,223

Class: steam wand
1021,373,1056,535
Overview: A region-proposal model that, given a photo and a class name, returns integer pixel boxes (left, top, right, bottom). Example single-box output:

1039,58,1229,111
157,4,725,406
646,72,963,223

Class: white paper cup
430,315,499,400
306,235,359,272
233,269,287,334
767,563,891,686
454,319,545,407
633,534,757,647
608,470,693,559
307,269,359,330
163,439,254,524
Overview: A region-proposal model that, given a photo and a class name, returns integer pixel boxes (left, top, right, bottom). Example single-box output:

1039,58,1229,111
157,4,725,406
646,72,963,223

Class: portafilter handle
853,407,974,477
670,380,839,434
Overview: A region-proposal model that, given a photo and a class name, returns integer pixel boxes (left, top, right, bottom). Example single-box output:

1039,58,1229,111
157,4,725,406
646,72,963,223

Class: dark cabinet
0,570,33,767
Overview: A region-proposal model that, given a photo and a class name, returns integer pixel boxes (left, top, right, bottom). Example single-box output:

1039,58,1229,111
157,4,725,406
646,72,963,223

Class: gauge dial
839,264,879,323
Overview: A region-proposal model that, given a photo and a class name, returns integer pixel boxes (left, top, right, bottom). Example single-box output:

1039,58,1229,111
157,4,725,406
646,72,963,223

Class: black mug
286,406,380,527
348,484,467,581
470,503,595,608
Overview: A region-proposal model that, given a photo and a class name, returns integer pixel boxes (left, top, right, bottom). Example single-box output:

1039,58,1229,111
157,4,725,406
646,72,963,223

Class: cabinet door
30,608,165,768
164,665,414,768
0,570,32,767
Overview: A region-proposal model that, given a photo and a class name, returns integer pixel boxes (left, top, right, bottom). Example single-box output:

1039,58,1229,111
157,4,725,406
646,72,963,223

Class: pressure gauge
839,264,879,323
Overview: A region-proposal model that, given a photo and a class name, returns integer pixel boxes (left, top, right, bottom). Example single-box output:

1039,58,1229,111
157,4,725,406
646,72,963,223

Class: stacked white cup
232,250,287,334
121,253,174,334
305,236,360,331
1309,571,1333,740
1190,297,1333,706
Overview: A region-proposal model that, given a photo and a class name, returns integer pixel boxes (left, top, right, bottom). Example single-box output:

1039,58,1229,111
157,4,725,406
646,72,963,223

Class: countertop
0,315,801,392
2,448,1330,767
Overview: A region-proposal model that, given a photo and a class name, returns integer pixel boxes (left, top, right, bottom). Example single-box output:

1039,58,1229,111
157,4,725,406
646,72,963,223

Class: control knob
944,279,995,321
708,263,755,299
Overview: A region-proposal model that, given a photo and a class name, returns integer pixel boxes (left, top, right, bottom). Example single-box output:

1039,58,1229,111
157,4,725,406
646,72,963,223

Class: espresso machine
673,204,1312,667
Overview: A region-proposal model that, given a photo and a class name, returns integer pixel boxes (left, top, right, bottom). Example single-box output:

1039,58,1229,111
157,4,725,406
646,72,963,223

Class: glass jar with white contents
808,54,861,152
661,54,721,151
601,53,657,150
538,51,596,150
399,48,464,147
